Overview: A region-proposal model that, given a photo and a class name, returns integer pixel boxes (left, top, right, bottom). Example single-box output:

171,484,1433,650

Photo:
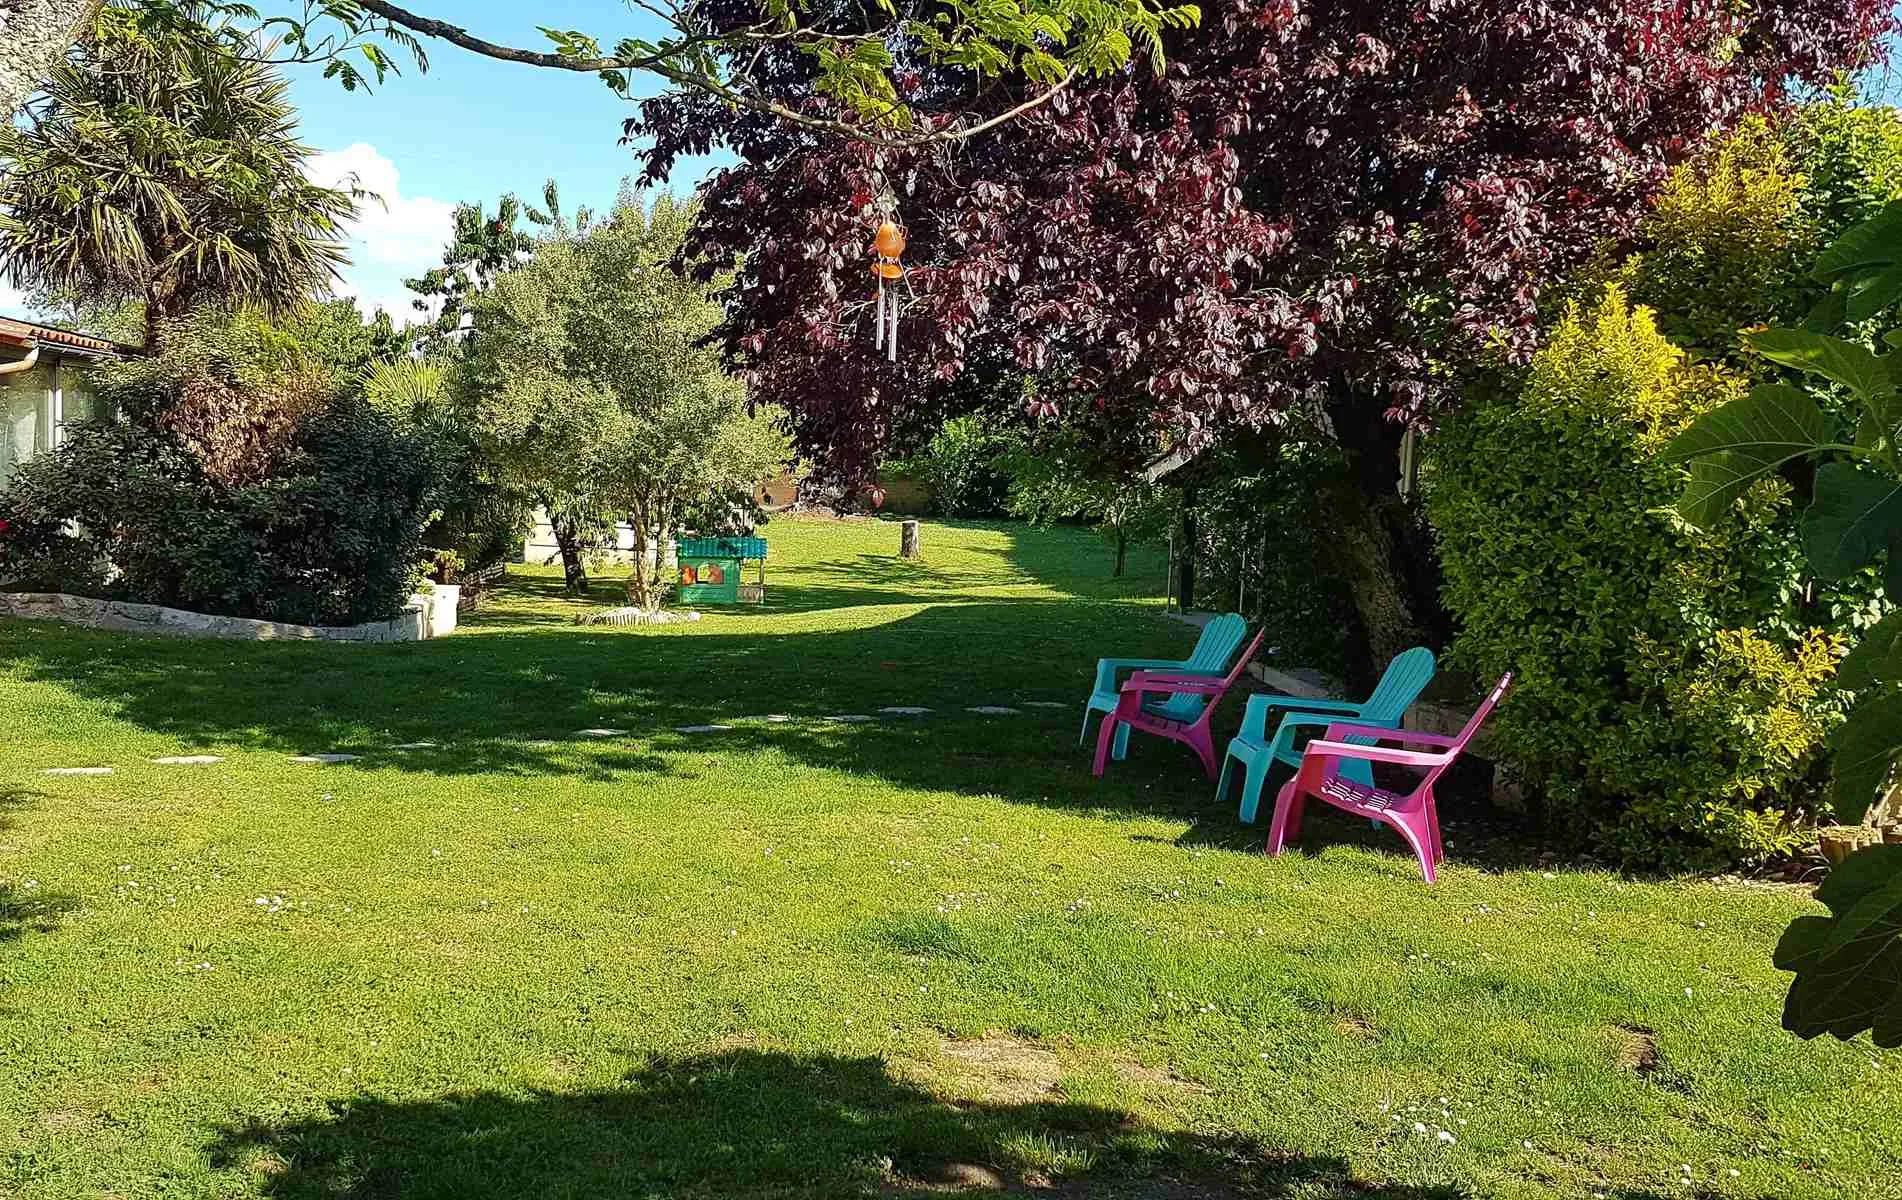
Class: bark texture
0,0,96,121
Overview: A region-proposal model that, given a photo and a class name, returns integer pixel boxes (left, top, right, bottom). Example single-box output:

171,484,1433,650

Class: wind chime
870,219,907,362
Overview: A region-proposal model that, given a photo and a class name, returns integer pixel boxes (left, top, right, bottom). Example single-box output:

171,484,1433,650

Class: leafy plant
0,402,434,626
1663,201,1902,1045
1428,287,1844,867
458,192,785,608
1774,843,1902,1047
0,3,355,349
908,415,1016,518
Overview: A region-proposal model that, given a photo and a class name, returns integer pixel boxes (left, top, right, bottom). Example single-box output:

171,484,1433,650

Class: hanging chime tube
887,287,899,362
874,279,885,350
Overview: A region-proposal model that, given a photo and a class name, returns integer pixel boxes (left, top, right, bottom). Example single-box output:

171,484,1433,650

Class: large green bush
907,415,1016,517
1427,288,1844,868
1623,97,1902,358
0,311,437,625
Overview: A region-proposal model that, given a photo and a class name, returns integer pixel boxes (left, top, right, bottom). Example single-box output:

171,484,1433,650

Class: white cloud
0,282,30,318
305,143,455,321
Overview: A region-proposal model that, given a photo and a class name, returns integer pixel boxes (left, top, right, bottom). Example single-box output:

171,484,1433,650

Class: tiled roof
0,316,139,357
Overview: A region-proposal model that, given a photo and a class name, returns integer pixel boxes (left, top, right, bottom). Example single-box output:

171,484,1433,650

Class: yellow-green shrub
1634,116,1816,353
1427,287,1842,868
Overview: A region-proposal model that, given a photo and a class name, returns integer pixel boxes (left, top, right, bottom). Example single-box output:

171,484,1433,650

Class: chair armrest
1241,693,1365,740
1263,710,1391,754
1322,722,1460,750
1305,738,1450,769
1093,656,1198,693
1123,670,1230,696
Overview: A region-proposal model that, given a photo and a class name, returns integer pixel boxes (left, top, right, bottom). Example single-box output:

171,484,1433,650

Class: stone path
34,701,1079,775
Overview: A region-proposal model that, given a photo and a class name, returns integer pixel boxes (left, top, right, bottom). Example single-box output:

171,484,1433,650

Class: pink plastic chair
1266,673,1511,883
1092,628,1267,781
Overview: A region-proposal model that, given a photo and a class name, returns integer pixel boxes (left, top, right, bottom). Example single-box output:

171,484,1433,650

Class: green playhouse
676,536,767,605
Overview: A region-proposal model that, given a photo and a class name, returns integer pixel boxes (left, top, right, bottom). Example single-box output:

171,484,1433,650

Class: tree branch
350,0,1076,148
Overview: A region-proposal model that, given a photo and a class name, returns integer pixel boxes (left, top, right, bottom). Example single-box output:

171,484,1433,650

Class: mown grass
0,516,1896,1199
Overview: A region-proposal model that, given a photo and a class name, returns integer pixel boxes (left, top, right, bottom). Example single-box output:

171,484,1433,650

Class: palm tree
0,4,354,349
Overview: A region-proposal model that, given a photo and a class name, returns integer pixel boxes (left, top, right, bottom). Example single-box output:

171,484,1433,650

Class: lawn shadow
0,594,1565,874
205,1046,1465,1199
0,599,1195,797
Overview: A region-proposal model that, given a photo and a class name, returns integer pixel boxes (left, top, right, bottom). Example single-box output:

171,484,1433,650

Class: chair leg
1388,814,1438,884
1265,780,1304,856
1237,759,1268,825
1077,706,1094,747
1111,720,1131,761
1092,713,1120,778
1423,791,1445,864
1216,755,1235,804
1187,725,1218,781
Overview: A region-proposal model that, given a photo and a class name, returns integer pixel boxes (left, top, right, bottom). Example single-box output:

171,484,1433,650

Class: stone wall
0,592,429,643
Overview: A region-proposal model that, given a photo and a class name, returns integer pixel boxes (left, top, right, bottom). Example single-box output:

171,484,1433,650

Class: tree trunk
625,503,654,611
1113,527,1127,578
1176,487,1198,610
1319,379,1444,690
899,519,921,558
547,507,590,594
0,0,96,123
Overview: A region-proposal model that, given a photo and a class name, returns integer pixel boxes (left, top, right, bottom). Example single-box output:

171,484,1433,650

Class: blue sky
285,1,733,322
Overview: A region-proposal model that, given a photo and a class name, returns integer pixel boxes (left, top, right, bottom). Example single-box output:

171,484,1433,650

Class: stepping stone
966,706,1022,716
289,754,359,765
574,728,630,738
878,706,932,716
1022,701,1069,709
152,755,223,765
674,724,734,734
44,766,112,776
392,742,438,751
827,714,875,723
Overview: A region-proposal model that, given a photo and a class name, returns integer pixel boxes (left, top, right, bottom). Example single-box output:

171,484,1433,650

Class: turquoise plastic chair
1217,646,1436,823
1081,613,1249,762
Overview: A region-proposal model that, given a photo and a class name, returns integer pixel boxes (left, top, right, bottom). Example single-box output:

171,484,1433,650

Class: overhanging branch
352,0,1075,149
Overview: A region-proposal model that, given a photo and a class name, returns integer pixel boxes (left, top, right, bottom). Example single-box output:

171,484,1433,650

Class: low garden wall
0,592,430,643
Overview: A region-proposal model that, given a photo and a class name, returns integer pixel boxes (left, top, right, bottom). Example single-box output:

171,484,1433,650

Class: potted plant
421,550,465,637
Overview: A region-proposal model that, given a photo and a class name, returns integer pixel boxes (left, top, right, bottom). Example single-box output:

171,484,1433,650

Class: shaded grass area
0,517,1897,1199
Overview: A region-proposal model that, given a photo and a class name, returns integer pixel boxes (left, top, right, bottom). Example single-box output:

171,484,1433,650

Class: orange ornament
873,221,906,258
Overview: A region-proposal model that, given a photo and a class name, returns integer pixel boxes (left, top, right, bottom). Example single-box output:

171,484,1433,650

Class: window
0,360,52,489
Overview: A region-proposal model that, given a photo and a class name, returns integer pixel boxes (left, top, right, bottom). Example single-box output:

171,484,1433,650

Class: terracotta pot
1819,827,1866,866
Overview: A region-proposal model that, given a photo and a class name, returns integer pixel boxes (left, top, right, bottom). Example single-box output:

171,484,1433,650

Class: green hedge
0,310,437,626
1427,289,1843,868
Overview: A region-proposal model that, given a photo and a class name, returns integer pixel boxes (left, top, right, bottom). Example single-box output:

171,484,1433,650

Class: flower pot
428,584,461,638
1819,826,1871,866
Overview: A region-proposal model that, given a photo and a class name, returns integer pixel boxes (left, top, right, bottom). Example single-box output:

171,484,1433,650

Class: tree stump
899,519,922,559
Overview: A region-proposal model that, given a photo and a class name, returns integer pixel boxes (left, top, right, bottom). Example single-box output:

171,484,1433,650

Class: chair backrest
1153,619,1258,724
1183,613,1248,674
1360,647,1437,724
1410,672,1512,795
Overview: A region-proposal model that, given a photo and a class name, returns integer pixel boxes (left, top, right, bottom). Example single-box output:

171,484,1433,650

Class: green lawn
1,516,1896,1199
